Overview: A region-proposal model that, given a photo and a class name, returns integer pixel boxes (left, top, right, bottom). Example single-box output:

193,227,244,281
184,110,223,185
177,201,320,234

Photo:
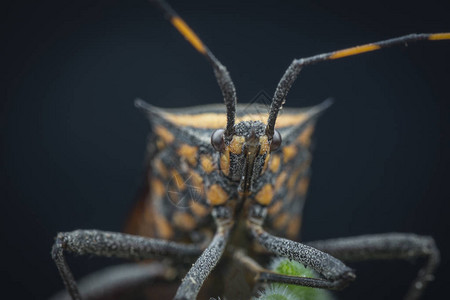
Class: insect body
51,1,450,299
122,99,329,299
127,100,328,244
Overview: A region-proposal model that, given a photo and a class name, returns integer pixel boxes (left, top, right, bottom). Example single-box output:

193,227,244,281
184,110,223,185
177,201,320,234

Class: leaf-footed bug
51,1,450,299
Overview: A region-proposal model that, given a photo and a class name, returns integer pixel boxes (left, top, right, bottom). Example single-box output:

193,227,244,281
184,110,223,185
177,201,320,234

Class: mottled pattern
128,100,328,247
260,122,315,239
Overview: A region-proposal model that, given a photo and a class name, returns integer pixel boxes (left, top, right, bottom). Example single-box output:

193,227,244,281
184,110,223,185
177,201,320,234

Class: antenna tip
134,99,155,113
134,98,145,108
319,97,334,110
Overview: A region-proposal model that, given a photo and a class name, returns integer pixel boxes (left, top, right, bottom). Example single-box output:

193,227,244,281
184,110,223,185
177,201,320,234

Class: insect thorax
128,101,329,244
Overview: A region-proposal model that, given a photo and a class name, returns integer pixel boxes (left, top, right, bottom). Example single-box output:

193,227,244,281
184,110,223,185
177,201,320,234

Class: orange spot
229,136,245,154
329,44,380,59
255,184,274,206
220,151,230,176
282,144,297,163
177,144,198,167
151,178,165,197
190,200,209,217
270,155,281,173
167,189,179,204
188,170,204,195
286,216,302,239
156,139,165,150
296,176,310,196
273,213,289,230
207,184,228,206
173,212,196,231
154,159,168,179
155,125,174,144
267,200,282,216
297,124,315,148
287,168,302,190
275,171,288,191
262,153,270,173
201,155,215,174
171,170,185,191
171,17,206,54
429,33,450,40
154,214,174,239
259,136,270,154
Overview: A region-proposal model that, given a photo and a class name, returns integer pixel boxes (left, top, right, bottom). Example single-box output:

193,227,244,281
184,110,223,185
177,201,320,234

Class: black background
2,0,450,299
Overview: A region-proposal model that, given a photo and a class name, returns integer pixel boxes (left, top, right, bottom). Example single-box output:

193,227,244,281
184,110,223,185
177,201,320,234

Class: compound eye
270,130,282,151
211,129,225,151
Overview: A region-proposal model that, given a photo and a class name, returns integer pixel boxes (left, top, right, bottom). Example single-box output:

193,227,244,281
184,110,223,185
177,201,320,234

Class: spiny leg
246,205,355,291
50,262,171,300
306,233,440,300
233,245,351,299
52,230,204,300
174,207,233,300
265,32,450,137
248,222,355,290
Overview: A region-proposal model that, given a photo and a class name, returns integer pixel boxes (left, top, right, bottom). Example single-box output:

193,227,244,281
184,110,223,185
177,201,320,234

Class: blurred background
2,0,450,299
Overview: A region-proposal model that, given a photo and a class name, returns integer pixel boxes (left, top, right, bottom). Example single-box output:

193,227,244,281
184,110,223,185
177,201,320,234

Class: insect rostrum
51,0,449,299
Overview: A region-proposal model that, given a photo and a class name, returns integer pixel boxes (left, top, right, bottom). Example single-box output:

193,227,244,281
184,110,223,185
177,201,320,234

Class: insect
51,0,450,299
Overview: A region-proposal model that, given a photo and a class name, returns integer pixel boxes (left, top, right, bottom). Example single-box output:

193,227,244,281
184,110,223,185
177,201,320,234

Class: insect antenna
150,0,237,140
266,32,450,139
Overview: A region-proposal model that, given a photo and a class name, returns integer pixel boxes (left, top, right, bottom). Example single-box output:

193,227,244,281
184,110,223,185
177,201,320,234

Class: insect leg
232,248,345,294
174,219,232,300
247,221,356,290
306,233,439,300
52,230,204,300
50,262,170,300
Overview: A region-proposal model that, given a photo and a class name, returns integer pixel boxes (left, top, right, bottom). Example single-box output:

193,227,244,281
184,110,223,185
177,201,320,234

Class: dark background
2,0,450,299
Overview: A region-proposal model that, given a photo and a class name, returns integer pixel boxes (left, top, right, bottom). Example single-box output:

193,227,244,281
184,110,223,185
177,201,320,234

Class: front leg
50,262,171,300
247,205,355,291
248,223,356,290
306,233,440,300
52,230,204,300
174,206,233,300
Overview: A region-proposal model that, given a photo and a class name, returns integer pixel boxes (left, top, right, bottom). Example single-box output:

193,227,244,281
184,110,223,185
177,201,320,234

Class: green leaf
255,258,333,300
